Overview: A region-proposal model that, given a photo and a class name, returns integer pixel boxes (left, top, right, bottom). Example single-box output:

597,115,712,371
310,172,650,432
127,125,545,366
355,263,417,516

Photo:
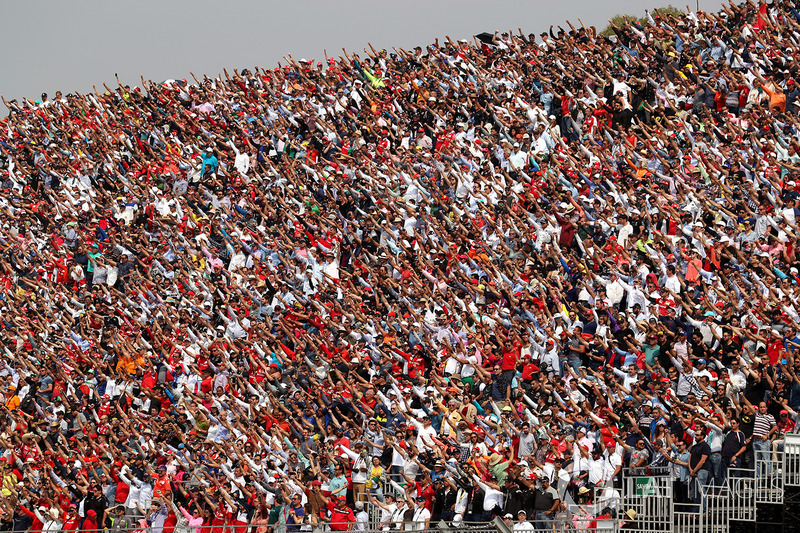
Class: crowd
1,0,800,531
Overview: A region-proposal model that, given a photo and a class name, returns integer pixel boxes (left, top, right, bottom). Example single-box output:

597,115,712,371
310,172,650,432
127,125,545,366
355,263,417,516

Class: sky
0,0,725,102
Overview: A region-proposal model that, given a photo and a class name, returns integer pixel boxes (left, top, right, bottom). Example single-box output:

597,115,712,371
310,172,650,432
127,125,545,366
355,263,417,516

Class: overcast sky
1,0,725,101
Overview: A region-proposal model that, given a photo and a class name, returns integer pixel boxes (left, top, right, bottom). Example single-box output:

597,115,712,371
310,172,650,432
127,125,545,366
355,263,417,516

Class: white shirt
606,279,626,305
513,521,535,533
411,506,431,530
378,502,398,526
588,456,606,484
604,449,623,481
477,482,504,511
386,504,406,530
665,274,682,294
355,510,369,531
415,425,437,451
454,489,468,517
616,222,633,247
340,446,368,484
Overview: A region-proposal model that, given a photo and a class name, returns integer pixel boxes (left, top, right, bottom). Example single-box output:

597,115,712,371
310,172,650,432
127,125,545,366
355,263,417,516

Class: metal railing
620,472,673,532
728,471,757,522
615,465,762,533
755,449,784,504
702,484,730,533
784,434,800,486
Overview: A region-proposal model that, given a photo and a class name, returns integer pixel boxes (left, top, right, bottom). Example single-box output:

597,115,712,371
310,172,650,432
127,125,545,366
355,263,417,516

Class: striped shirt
753,412,776,438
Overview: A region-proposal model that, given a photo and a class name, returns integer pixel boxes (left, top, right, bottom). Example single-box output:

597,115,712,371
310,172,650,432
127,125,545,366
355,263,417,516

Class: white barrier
755,450,784,504
728,471,757,522
784,433,800,487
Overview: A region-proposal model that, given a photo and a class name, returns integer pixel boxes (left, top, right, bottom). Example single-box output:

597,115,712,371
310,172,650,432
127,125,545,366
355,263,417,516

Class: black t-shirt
739,412,755,438
470,487,485,513
614,327,635,345
534,487,558,511
527,386,542,406
745,375,769,406
689,441,711,471
491,373,512,401
721,429,747,459
719,339,741,366
432,487,447,515
503,487,525,516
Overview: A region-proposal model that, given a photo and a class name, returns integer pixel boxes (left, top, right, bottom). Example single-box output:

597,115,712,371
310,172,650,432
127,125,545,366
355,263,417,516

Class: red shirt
501,344,519,371
326,502,355,531
767,340,784,365
520,363,539,381
778,418,796,437
62,513,81,532
249,367,266,384
141,371,157,390
333,436,351,455
360,395,377,411
110,468,130,503
414,482,435,511
98,402,112,418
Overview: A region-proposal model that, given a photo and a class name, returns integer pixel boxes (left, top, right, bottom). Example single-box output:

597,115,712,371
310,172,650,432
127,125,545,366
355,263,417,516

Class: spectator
688,431,711,504
0,3,799,532
533,477,560,530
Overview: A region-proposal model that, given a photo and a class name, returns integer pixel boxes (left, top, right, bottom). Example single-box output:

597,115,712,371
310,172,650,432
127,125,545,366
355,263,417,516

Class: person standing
533,478,560,531
326,495,356,532
354,501,369,532
752,401,777,476
688,431,711,507
411,496,431,531
720,419,748,483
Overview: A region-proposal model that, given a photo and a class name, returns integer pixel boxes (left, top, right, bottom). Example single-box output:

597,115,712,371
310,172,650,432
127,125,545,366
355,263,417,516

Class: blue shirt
785,334,800,354
201,153,219,174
